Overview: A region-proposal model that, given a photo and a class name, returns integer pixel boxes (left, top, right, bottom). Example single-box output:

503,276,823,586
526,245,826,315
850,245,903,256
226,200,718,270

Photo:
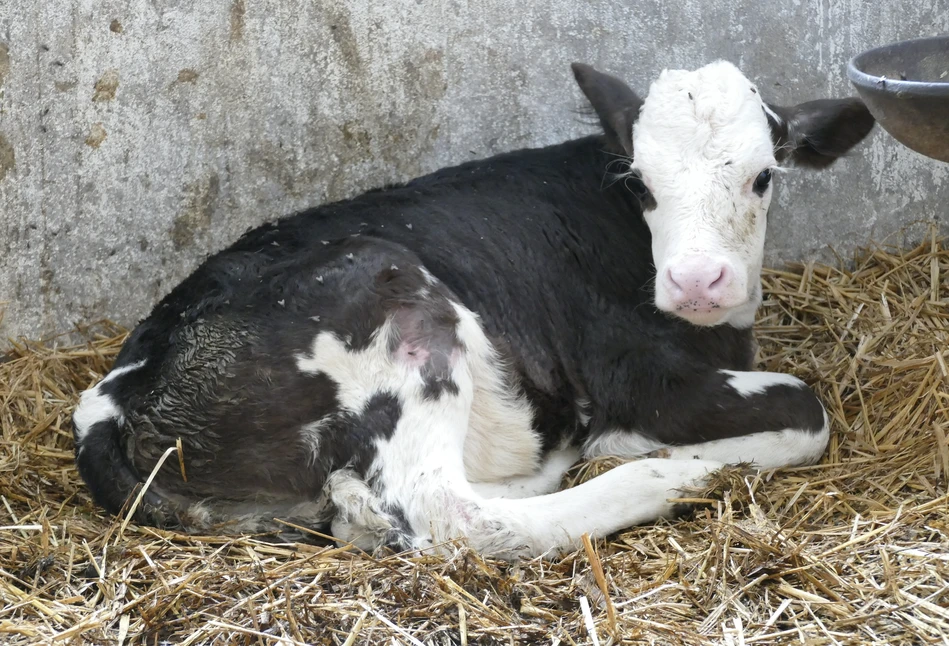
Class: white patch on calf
575,398,592,427
720,369,807,397
73,360,147,442
296,321,418,413
583,429,669,459
299,419,327,466
634,61,777,327
453,304,541,483
654,423,829,469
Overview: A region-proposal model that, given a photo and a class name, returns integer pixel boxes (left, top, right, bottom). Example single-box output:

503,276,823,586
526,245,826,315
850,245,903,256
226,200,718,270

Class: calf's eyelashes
627,169,657,211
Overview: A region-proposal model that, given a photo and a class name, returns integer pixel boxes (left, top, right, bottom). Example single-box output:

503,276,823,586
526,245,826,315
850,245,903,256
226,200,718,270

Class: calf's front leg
585,369,829,470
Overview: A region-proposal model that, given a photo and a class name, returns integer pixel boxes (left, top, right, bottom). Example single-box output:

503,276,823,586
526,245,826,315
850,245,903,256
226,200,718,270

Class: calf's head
573,61,875,327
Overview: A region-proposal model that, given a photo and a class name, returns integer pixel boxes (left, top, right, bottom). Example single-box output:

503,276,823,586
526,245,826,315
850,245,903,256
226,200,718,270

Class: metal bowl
848,36,949,162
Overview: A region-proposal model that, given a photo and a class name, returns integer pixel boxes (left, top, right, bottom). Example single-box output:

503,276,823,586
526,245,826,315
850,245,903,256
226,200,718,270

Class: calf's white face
634,62,776,328
572,60,875,329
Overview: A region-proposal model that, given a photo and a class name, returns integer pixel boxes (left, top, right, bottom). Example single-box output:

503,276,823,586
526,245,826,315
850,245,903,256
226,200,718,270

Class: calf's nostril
707,267,727,291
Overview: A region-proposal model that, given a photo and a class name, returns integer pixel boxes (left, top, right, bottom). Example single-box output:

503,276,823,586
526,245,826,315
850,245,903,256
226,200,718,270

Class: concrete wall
1,0,947,341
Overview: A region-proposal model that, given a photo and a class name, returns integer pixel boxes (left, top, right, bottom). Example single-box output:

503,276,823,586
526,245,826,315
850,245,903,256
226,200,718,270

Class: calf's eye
629,170,657,211
753,169,772,195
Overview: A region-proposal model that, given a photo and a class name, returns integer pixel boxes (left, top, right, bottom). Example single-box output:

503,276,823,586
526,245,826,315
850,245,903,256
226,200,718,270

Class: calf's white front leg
462,457,723,558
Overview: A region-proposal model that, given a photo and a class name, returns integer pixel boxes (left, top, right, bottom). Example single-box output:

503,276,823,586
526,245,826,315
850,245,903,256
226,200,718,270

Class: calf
73,61,874,559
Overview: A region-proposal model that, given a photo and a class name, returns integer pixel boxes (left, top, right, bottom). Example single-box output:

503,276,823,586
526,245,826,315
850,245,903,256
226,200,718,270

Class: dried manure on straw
1,235,948,645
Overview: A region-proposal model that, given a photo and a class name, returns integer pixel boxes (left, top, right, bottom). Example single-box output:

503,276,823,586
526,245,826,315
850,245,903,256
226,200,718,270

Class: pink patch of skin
395,342,431,367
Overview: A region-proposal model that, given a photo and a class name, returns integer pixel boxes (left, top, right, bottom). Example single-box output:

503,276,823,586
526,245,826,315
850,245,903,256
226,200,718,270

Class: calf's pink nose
665,256,733,304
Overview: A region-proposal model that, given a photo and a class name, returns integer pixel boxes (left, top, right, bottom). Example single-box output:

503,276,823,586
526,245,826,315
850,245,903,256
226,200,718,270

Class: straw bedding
1,233,947,645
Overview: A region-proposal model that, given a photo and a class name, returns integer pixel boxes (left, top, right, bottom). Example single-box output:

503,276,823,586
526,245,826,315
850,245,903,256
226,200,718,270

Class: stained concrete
1,1,947,341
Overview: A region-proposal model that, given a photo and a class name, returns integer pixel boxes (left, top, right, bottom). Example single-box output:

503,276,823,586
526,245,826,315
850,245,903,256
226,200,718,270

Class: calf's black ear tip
851,99,876,136
831,98,877,153
571,62,594,82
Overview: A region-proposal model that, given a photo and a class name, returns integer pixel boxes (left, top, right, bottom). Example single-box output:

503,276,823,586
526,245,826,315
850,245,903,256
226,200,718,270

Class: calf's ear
572,63,643,157
765,98,875,168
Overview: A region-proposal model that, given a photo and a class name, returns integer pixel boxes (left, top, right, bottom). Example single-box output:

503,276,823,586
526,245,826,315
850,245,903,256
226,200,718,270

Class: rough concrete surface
1,1,947,341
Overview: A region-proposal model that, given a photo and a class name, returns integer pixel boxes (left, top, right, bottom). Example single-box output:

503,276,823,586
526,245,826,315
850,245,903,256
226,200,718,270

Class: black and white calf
73,61,874,559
